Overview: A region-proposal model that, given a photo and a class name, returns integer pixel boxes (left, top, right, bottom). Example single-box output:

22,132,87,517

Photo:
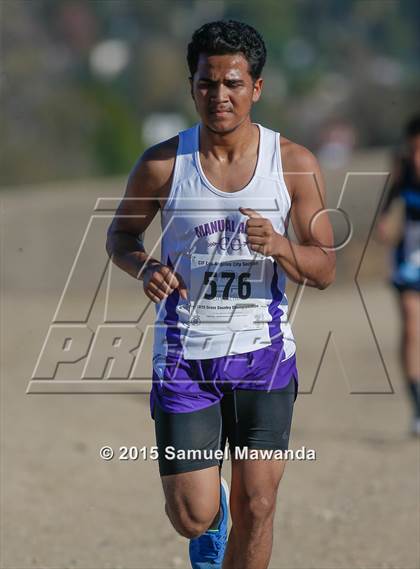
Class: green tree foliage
1,0,419,186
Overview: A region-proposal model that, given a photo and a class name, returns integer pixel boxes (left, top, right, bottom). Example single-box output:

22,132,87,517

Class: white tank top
152,122,296,367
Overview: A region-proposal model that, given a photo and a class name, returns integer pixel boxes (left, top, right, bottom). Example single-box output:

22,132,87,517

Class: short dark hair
187,20,267,82
405,114,420,138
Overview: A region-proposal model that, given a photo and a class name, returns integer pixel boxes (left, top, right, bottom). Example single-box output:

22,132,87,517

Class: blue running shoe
189,476,229,568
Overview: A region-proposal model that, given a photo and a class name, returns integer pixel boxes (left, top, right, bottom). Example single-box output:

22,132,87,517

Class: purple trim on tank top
268,261,285,347
163,256,182,351
150,256,182,419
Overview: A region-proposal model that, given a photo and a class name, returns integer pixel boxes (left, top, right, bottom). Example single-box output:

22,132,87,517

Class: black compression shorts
153,373,298,476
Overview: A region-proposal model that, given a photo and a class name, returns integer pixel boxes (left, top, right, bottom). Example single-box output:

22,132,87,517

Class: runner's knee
165,501,219,538
231,493,276,528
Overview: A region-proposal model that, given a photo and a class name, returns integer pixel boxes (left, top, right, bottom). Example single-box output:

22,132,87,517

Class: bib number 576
203,271,251,300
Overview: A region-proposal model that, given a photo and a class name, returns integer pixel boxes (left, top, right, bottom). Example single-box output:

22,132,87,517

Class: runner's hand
239,207,282,256
142,263,188,303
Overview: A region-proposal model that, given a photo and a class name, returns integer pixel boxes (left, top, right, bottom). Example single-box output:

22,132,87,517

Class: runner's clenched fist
239,207,283,257
142,263,188,303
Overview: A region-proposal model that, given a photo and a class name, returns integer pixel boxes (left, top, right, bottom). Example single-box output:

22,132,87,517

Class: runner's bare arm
106,137,187,302
241,143,335,289
275,143,335,288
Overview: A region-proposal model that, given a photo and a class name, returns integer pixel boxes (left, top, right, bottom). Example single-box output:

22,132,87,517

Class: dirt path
1,180,418,569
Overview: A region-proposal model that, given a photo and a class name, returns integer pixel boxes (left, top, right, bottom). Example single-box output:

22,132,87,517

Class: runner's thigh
154,400,224,523
154,398,224,476
221,374,297,452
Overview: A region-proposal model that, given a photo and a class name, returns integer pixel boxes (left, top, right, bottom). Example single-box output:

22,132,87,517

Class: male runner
377,115,420,436
106,20,335,569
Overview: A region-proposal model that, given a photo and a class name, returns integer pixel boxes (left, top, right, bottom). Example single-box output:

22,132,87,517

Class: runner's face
190,53,262,133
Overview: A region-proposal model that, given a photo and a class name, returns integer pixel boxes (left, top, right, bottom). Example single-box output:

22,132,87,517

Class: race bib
188,253,271,332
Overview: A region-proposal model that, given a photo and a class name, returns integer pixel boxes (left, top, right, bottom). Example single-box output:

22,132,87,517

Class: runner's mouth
209,109,232,116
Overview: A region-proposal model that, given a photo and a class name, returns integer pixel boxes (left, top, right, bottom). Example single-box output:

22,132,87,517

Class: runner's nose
211,83,229,103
